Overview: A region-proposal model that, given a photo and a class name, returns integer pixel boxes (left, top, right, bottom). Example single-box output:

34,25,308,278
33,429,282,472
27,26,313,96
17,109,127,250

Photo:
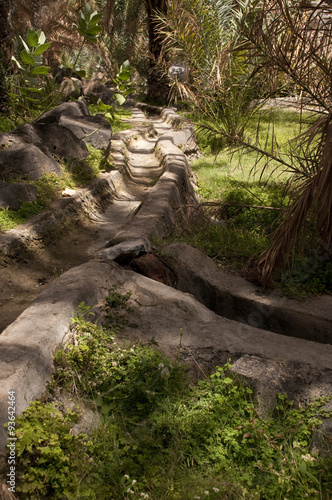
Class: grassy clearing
12,297,332,499
169,109,332,296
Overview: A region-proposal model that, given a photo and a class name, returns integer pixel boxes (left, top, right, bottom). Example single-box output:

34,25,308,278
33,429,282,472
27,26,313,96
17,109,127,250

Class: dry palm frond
235,0,332,285
246,118,332,286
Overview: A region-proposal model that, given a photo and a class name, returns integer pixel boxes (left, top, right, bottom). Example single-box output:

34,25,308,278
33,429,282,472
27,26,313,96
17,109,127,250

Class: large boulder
0,143,61,181
0,119,90,163
37,101,90,123
59,114,112,150
0,182,37,210
13,123,90,160
37,101,112,149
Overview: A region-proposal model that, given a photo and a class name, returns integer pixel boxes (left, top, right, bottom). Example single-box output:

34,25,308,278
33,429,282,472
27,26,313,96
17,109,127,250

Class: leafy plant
15,401,90,498
72,3,102,75
113,60,135,106
10,27,55,119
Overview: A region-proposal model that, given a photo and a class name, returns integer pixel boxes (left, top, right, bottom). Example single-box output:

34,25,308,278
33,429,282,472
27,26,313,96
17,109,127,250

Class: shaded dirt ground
0,215,104,333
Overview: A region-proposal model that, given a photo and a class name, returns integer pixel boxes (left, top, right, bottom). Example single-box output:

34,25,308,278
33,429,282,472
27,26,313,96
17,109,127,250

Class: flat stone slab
164,242,332,344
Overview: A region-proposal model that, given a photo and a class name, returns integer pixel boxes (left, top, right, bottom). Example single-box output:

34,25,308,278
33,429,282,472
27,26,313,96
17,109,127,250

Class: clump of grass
12,298,332,499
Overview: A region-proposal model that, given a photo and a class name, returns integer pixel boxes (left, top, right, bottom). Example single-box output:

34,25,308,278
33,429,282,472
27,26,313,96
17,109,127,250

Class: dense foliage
12,298,332,499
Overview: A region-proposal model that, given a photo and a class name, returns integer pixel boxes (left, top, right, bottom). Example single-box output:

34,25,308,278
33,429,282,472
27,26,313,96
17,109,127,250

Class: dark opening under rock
129,253,177,287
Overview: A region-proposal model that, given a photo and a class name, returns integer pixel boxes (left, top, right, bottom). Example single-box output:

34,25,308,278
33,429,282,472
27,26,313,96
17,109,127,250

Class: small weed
88,104,133,133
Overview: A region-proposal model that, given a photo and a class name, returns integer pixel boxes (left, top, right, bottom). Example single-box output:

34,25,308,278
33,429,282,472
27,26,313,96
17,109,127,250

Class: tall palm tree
145,0,170,102
101,0,170,101
0,0,13,110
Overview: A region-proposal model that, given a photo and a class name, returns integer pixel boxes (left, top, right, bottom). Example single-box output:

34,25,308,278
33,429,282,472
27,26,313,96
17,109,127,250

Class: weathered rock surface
59,114,112,149
11,122,89,159
0,182,37,210
96,237,152,262
0,101,112,186
1,257,331,463
37,100,112,149
37,100,89,122
0,143,62,180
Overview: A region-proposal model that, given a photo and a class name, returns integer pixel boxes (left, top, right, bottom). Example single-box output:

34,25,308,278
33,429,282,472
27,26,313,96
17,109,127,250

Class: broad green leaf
84,34,98,43
89,13,102,26
19,36,30,53
299,460,307,475
21,87,43,94
75,70,86,78
117,70,131,81
34,43,51,56
77,27,88,38
84,4,92,21
27,27,39,47
114,93,126,106
7,92,20,98
20,49,35,65
97,100,111,111
124,88,135,96
31,66,51,75
86,26,102,36
78,17,87,30
25,96,40,103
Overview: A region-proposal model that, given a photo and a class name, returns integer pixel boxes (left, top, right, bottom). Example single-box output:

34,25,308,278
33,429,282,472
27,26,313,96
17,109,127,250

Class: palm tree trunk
145,0,170,103
0,0,13,111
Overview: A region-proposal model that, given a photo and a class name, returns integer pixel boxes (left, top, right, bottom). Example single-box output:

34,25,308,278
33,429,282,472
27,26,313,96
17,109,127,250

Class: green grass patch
176,109,331,295
88,103,133,133
12,297,332,499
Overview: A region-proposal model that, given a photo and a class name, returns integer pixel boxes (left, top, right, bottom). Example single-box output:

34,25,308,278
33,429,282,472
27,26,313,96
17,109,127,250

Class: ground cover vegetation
11,296,332,499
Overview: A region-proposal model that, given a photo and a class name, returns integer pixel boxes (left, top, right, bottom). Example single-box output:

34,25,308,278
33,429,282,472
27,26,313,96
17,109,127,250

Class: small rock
96,237,152,263
62,188,76,197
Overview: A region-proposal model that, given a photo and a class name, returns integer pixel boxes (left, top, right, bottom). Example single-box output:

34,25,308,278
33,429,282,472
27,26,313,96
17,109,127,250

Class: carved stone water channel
0,101,331,465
